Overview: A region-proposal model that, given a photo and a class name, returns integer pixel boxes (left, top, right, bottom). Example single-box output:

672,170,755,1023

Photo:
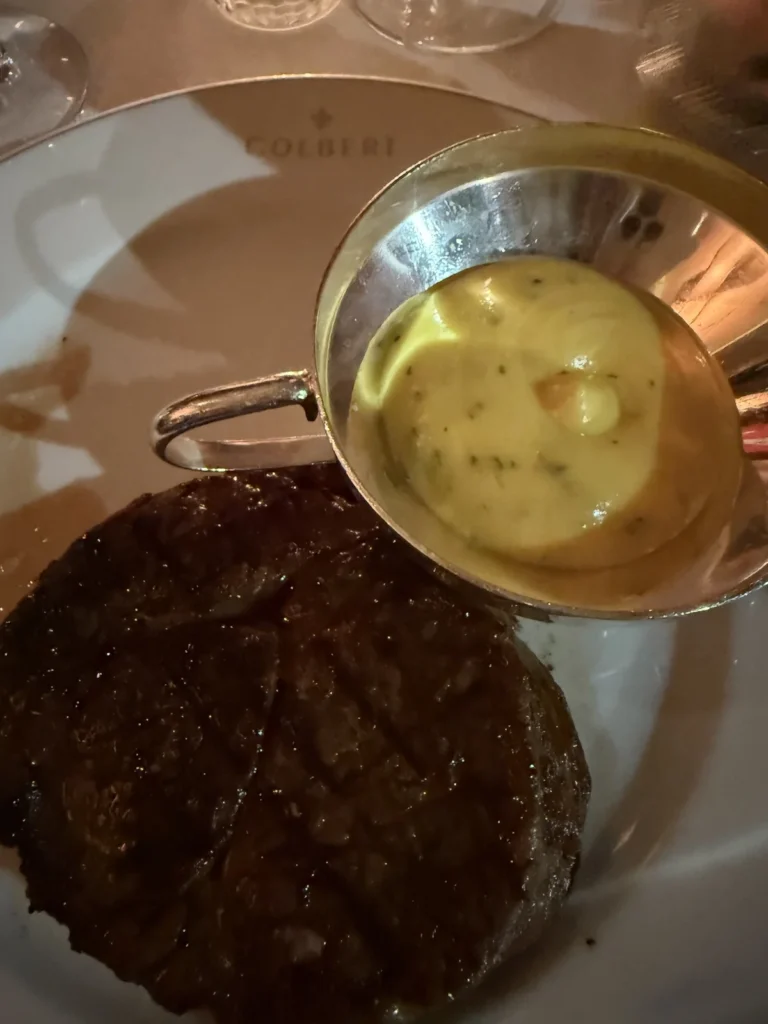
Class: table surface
27,0,648,127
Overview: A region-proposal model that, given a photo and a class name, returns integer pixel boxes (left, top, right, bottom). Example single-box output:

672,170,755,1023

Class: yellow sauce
347,257,744,605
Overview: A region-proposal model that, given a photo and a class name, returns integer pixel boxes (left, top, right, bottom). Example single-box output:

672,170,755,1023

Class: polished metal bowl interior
153,124,768,620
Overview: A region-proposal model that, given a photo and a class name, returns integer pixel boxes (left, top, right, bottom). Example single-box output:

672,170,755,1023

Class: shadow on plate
0,345,110,615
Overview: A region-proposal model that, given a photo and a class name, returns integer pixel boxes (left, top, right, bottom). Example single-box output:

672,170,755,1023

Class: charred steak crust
0,464,589,1024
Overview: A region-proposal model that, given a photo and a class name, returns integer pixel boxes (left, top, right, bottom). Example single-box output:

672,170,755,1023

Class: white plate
0,77,766,1024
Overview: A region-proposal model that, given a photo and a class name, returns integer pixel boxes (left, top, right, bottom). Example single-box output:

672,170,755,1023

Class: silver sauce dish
152,124,768,620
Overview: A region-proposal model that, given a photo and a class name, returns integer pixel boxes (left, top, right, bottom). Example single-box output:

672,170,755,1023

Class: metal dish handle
151,360,768,470
151,370,335,472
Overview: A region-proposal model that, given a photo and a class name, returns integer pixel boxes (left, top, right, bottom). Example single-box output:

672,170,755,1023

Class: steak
0,464,589,1024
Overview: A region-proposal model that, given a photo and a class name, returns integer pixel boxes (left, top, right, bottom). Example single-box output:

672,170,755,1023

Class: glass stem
0,42,17,84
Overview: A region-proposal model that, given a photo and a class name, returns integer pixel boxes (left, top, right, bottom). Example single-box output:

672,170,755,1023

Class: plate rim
0,71,546,166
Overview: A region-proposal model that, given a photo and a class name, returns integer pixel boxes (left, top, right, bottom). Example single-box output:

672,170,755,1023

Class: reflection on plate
0,76,767,1024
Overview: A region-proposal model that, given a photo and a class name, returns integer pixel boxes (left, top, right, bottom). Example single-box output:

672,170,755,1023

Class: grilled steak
0,464,589,1024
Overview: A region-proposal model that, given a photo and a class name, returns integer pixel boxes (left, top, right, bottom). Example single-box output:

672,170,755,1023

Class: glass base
213,0,341,31
354,0,562,54
0,8,87,153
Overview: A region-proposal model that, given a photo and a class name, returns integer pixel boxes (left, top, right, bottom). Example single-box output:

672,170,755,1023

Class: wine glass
354,0,562,53
0,6,87,153
212,0,341,30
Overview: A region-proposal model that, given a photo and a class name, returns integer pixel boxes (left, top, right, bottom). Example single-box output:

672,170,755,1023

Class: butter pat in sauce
350,257,742,582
